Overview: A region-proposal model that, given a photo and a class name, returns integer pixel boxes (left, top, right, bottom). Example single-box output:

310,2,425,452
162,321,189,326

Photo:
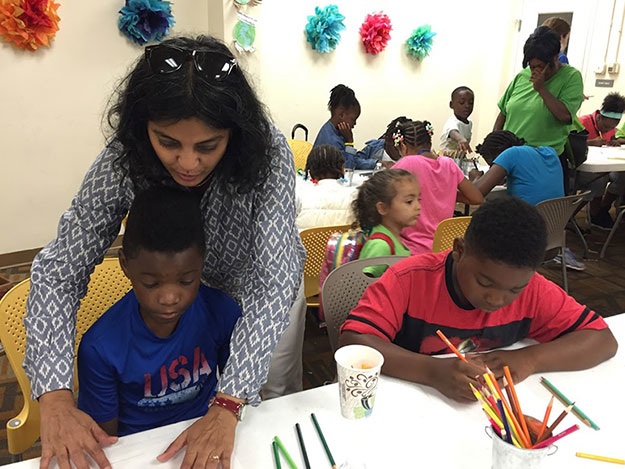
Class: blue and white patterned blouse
24,127,305,406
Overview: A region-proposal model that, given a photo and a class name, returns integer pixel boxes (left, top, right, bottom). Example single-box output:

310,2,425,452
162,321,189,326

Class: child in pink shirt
393,120,483,254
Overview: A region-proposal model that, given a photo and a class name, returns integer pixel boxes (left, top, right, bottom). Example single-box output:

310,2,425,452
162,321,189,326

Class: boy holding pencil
339,196,618,402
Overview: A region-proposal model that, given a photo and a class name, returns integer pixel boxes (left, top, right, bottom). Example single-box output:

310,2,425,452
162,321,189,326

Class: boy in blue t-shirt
77,187,241,437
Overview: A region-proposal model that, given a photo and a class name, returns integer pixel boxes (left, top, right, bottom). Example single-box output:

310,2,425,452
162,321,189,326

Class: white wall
0,1,210,254
248,0,522,147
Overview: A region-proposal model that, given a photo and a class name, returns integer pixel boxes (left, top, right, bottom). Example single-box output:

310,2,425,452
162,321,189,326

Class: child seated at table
353,169,420,277
356,116,411,166
313,84,377,170
470,130,563,205
439,86,475,156
392,119,483,254
77,187,241,436
296,144,358,230
339,196,617,402
579,92,625,146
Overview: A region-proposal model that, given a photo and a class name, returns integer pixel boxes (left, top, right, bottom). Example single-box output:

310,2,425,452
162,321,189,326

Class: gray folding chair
535,191,589,293
599,200,625,259
321,255,407,353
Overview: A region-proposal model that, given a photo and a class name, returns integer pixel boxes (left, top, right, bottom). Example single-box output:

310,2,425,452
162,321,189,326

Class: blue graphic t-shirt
77,284,241,436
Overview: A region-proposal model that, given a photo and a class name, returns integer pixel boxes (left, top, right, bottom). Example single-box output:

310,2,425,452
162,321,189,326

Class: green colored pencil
541,377,600,430
274,436,298,469
311,413,337,469
272,441,282,469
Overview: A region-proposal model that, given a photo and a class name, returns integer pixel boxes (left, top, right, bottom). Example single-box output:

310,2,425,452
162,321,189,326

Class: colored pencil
541,377,600,430
274,436,298,469
485,413,503,437
311,413,337,469
273,441,282,469
533,424,579,449
497,399,513,444
436,329,468,362
502,378,520,421
503,367,531,446
295,423,311,469
536,396,554,444
485,371,531,448
471,384,521,447
545,403,575,436
576,453,625,465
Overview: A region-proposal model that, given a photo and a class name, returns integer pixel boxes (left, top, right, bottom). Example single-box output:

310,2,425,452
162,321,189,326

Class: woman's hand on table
428,357,487,402
337,121,354,143
587,137,607,147
158,393,240,469
39,389,117,469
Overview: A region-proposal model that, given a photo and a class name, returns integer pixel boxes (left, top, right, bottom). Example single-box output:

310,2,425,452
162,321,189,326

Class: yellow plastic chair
0,257,131,456
287,139,313,173
431,216,472,253
300,225,351,307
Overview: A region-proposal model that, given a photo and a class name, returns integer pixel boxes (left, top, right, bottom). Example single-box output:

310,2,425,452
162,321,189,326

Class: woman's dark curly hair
106,35,273,194
523,26,561,68
352,169,416,228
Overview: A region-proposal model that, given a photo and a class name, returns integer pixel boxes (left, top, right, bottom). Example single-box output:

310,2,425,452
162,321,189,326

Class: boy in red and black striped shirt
340,196,618,402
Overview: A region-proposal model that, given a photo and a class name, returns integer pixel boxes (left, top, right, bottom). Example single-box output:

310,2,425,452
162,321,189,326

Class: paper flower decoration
118,0,174,46
0,0,60,51
405,25,436,60
359,12,392,55
304,4,345,53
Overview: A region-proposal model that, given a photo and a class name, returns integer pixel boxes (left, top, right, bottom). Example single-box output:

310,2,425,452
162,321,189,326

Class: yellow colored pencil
576,453,625,465
470,383,522,448
484,372,530,448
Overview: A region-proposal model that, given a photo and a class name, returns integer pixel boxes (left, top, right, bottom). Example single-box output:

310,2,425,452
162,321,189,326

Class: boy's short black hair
451,86,474,100
123,187,205,259
464,196,547,269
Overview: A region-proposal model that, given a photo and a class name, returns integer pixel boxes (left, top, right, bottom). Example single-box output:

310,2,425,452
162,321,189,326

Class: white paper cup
491,430,554,469
334,345,384,419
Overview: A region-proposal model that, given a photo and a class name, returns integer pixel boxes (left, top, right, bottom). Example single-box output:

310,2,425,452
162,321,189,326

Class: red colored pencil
533,424,579,449
436,329,468,362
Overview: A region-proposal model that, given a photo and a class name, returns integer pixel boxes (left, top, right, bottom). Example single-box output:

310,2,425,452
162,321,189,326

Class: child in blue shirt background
77,186,241,437
313,84,377,170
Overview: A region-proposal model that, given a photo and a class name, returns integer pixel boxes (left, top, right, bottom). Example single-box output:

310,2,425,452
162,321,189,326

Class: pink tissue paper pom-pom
359,12,392,55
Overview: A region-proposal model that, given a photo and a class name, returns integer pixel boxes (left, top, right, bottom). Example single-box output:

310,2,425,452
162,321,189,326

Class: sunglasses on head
145,44,238,81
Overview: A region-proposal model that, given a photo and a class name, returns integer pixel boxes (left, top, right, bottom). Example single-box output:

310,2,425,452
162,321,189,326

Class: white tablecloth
7,314,625,468
578,146,625,173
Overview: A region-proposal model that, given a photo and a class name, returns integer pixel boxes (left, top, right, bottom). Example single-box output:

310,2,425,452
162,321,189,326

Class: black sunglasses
145,44,238,81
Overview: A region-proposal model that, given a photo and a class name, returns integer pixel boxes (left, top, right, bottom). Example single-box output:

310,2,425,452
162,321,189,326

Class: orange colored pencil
486,369,531,448
502,377,520,421
536,396,554,444
503,366,531,446
436,329,468,363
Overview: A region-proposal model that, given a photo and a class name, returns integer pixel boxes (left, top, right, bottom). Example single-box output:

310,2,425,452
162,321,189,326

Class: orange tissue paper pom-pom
0,0,60,51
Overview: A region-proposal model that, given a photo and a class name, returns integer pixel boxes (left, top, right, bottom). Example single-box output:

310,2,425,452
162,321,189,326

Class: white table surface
8,314,625,469
578,146,625,173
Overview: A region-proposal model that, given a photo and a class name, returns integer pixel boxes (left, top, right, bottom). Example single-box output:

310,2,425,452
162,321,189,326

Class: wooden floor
1,210,625,464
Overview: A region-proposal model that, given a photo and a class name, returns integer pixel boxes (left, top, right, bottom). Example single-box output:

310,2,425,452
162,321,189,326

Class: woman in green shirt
494,26,583,191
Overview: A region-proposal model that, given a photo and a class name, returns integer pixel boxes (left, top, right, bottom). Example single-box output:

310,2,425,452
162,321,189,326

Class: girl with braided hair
295,145,357,230
313,84,377,170
393,120,483,254
472,130,564,206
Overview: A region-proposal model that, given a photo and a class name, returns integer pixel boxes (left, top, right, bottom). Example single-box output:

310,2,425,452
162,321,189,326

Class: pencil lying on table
576,452,625,465
435,329,468,362
540,377,600,430
311,413,337,469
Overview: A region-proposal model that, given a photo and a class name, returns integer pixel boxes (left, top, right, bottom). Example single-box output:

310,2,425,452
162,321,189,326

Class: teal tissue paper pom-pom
405,24,436,60
304,4,345,53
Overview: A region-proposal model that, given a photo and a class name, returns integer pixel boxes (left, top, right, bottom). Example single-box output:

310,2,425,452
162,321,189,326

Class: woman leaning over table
494,26,584,193
23,35,305,469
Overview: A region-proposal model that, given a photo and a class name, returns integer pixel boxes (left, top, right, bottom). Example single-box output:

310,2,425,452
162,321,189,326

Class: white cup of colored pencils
434,330,580,468
334,344,384,419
